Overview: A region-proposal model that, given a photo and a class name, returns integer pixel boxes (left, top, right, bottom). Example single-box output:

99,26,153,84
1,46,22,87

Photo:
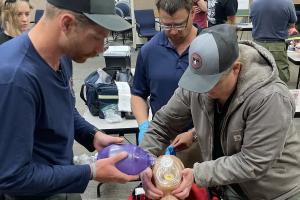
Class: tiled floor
73,35,300,199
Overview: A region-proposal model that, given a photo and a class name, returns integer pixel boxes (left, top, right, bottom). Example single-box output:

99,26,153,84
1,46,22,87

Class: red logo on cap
191,53,202,69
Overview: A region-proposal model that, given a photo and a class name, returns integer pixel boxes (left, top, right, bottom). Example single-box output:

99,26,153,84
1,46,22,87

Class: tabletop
83,110,139,136
288,51,300,65
236,23,253,31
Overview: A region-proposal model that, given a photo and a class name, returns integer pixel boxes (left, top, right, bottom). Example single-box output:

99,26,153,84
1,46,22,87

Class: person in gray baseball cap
0,0,136,200
178,23,239,94
139,24,300,200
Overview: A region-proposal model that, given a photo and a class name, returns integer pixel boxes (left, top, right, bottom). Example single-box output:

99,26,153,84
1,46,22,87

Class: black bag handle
80,84,87,104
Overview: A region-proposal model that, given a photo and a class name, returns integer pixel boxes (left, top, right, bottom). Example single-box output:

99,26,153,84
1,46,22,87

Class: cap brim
178,66,223,93
84,13,131,32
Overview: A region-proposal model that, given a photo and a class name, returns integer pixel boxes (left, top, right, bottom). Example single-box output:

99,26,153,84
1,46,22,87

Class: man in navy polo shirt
131,0,201,166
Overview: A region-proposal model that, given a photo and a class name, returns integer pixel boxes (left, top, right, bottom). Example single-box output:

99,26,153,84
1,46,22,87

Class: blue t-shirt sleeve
0,84,90,195
131,49,150,100
74,108,96,152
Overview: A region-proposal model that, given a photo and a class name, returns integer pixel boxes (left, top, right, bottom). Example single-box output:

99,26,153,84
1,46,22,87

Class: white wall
30,0,46,9
29,0,46,22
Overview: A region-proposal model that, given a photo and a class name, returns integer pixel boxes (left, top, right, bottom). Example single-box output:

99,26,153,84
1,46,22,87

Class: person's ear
60,13,76,33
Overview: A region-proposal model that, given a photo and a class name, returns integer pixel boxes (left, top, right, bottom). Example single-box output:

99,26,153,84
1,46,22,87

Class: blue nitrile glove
165,145,176,155
138,120,149,144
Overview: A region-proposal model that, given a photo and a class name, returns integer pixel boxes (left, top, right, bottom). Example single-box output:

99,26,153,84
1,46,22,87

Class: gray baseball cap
47,0,131,32
178,24,239,93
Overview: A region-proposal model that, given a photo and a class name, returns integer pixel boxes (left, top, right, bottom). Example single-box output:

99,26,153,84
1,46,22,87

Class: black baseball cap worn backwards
178,24,239,93
47,0,131,32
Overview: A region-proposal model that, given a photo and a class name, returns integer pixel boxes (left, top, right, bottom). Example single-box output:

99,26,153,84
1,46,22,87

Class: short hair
156,0,192,15
44,2,62,19
72,12,98,27
222,56,242,77
0,0,32,36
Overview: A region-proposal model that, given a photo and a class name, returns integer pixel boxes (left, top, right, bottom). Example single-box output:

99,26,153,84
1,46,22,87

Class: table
287,51,300,89
83,110,139,198
83,110,139,143
236,23,253,40
236,22,253,31
290,89,300,118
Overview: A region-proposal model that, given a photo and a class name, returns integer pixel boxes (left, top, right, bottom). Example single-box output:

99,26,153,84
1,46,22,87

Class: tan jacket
140,41,300,199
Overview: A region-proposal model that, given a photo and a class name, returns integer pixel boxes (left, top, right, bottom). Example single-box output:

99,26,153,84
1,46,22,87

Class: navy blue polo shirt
132,30,200,116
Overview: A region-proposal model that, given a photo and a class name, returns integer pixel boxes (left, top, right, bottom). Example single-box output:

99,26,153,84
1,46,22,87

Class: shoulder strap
80,84,87,104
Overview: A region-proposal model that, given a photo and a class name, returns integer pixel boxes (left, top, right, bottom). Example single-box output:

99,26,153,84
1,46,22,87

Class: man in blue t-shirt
251,0,297,83
0,0,138,199
131,0,202,167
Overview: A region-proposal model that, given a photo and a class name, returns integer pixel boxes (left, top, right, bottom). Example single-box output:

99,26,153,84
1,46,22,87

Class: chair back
116,1,131,17
134,9,156,28
34,9,44,23
115,7,124,18
134,9,158,40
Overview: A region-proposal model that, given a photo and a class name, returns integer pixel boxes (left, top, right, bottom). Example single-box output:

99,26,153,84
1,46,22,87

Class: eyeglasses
160,14,190,31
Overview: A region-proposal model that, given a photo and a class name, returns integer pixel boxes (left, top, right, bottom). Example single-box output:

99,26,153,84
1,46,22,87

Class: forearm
0,111,91,194
74,108,96,152
288,23,298,35
131,95,149,124
0,83,91,194
288,23,296,29
0,162,90,195
195,0,207,12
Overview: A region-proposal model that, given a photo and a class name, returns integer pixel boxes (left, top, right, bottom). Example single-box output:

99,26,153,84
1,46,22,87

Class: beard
69,50,98,63
72,57,88,63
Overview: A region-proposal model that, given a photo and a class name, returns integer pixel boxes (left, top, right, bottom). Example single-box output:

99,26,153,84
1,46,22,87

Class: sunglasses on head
4,0,29,6
4,0,16,5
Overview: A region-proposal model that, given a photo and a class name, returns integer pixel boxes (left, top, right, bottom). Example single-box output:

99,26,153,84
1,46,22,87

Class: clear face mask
153,155,184,195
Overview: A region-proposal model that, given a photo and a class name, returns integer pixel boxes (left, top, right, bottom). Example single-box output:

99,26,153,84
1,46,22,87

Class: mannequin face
16,1,31,32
